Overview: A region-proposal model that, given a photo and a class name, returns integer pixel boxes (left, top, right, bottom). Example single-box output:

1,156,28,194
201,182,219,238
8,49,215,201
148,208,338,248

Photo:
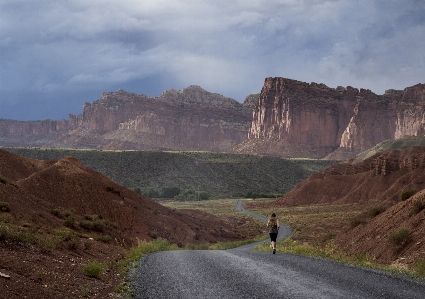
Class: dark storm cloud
0,0,424,120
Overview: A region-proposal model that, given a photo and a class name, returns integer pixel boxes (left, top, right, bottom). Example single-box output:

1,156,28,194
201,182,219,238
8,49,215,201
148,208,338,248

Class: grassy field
2,147,337,197
160,198,267,238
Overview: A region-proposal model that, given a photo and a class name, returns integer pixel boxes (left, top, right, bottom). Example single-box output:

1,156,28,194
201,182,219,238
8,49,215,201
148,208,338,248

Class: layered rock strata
234,77,425,159
1,86,252,151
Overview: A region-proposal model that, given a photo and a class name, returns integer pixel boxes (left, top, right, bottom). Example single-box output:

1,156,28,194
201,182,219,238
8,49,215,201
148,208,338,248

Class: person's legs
270,233,277,253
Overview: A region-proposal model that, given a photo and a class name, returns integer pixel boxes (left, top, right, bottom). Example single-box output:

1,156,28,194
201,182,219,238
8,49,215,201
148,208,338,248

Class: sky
1,0,424,121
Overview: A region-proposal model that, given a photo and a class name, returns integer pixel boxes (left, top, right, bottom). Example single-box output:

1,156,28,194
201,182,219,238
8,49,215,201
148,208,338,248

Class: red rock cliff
235,77,425,159
47,87,252,151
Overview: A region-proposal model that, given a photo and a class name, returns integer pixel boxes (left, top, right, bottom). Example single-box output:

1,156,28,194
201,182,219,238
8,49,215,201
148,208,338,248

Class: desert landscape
0,149,266,298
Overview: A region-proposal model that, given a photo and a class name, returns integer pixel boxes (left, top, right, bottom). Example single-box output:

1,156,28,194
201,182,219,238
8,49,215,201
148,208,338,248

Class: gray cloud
0,0,424,120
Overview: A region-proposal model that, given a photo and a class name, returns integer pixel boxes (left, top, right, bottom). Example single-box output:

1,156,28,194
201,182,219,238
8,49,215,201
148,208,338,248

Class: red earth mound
0,150,249,298
335,189,425,266
279,146,425,206
266,146,425,267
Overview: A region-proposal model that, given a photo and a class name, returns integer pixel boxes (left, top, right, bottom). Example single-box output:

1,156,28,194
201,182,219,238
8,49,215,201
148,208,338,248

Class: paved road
130,201,425,299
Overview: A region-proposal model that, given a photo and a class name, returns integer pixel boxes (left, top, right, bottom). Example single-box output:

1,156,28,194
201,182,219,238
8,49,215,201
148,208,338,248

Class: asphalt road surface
130,201,425,299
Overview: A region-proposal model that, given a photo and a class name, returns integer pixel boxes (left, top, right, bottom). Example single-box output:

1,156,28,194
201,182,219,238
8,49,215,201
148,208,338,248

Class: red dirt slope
335,189,425,266
271,146,425,267
279,146,425,206
0,150,248,298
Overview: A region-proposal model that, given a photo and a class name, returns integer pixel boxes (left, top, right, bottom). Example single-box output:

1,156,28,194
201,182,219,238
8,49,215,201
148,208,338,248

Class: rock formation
233,77,425,159
0,86,253,151
2,79,425,158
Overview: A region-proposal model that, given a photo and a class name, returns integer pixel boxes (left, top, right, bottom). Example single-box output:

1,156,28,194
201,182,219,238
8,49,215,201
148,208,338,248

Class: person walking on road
267,212,280,254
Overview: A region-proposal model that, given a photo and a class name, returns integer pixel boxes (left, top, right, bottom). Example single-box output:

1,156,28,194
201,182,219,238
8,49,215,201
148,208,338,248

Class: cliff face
0,117,80,147
46,87,252,151
234,77,425,159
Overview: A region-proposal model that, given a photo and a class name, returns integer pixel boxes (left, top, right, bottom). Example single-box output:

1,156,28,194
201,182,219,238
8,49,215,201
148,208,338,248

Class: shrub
349,217,366,229
94,234,112,243
368,205,386,217
51,208,63,218
160,186,180,198
80,219,105,232
0,176,7,184
410,199,425,216
0,202,10,212
80,220,95,231
401,189,417,201
143,187,159,198
54,228,79,250
148,231,158,239
388,228,412,248
64,216,76,228
83,261,105,278
84,214,99,221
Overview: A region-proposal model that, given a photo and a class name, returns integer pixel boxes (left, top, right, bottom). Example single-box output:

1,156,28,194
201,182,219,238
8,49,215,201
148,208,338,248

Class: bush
161,186,180,198
0,176,7,184
143,187,159,198
368,205,386,217
83,261,105,278
55,228,79,250
349,217,366,229
401,189,417,201
410,199,425,216
0,202,10,212
64,216,76,228
51,208,63,218
80,218,108,232
388,228,412,247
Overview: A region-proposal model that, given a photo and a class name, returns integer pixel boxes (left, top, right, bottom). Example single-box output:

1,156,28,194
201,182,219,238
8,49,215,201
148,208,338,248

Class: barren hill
0,150,251,298
335,189,425,266
278,146,425,206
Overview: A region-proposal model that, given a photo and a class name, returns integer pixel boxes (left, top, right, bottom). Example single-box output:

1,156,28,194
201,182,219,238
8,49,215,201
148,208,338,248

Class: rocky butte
233,77,425,160
0,86,254,152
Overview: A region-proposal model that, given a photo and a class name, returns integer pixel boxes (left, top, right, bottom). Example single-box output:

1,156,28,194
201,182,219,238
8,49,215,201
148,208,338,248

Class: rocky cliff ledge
2,86,253,151
233,77,425,159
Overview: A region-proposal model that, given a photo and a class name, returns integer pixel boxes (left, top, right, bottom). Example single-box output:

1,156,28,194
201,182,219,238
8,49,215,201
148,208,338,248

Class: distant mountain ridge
0,86,256,151
2,79,425,160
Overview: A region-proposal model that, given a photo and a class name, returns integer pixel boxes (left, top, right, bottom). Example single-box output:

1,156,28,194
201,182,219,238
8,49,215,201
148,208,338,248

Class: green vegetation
0,201,10,212
83,260,106,278
400,189,417,201
256,238,382,271
1,147,337,198
0,175,7,184
388,228,412,248
0,220,80,252
50,208,72,219
410,198,425,215
349,216,366,229
368,205,386,217
414,258,425,276
351,135,425,163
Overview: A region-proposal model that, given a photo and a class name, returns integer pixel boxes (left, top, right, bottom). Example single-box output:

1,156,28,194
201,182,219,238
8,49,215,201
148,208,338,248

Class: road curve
130,201,425,299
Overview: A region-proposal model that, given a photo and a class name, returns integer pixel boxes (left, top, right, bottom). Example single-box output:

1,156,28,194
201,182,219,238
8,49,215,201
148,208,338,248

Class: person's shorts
269,232,278,242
